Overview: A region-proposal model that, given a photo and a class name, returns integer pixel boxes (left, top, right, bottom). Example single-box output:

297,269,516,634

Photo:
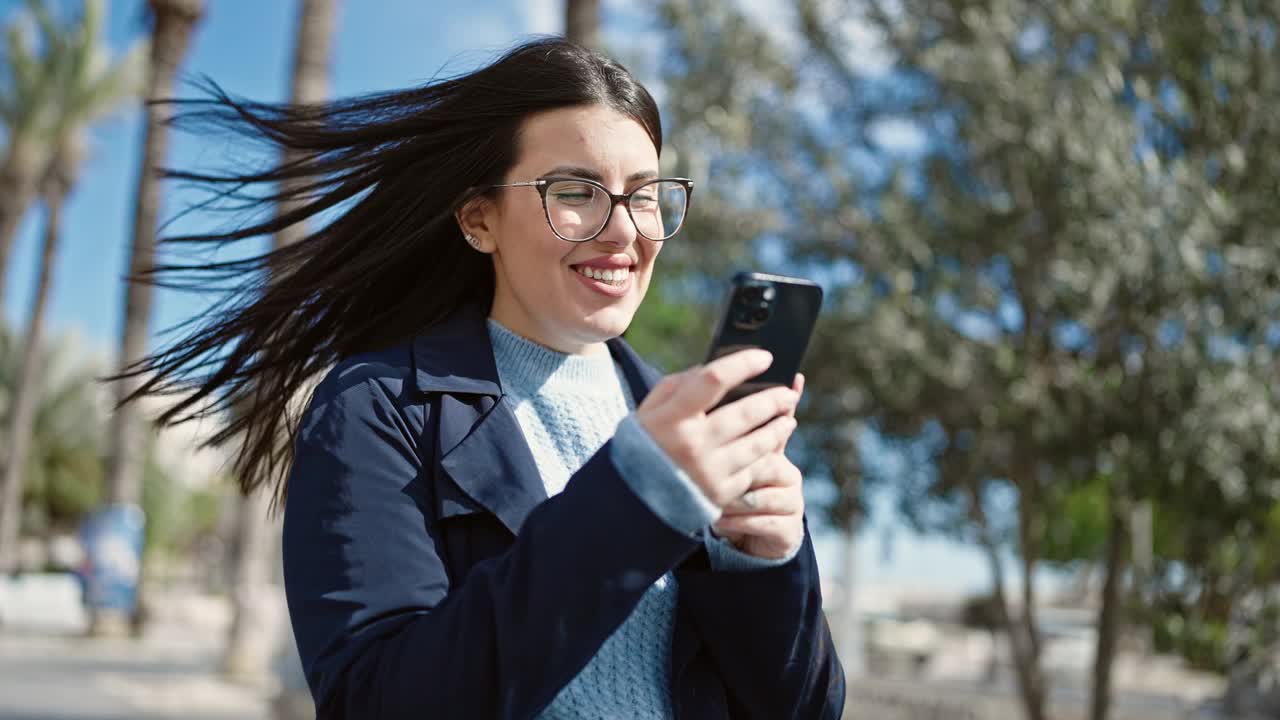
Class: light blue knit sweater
486,319,794,719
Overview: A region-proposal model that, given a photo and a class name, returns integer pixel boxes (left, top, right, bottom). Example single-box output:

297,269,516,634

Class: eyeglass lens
545,180,688,241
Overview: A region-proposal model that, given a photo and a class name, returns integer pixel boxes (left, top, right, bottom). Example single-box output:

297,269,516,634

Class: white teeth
575,265,630,285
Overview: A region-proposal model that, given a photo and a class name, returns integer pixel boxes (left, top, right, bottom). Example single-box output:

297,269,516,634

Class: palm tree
0,1,62,309
97,0,202,632
222,0,338,681
0,327,113,571
0,0,145,574
565,0,600,49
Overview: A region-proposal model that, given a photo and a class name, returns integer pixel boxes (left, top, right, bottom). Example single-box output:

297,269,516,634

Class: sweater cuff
705,532,801,571
609,414,721,536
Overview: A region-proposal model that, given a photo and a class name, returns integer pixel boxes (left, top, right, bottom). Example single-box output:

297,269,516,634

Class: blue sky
0,0,1049,598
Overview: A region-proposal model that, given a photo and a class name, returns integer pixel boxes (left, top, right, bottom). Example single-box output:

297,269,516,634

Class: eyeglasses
483,176,694,242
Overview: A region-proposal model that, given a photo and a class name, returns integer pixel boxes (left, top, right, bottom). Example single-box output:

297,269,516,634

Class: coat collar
410,303,504,397
415,303,663,536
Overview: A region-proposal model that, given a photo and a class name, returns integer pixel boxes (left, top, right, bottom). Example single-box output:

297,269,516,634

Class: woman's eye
631,192,658,207
551,188,596,205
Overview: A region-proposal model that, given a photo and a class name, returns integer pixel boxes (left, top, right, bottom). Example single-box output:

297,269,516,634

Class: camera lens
743,286,762,303
752,308,769,323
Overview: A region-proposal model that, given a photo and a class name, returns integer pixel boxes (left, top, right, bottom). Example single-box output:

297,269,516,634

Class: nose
592,197,639,249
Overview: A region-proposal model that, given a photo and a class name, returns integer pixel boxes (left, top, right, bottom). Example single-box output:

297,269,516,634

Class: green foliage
1039,475,1109,567
625,277,710,373
140,433,177,555
0,326,108,533
652,0,1280,684
1154,612,1229,673
1,0,147,140
139,434,226,559
0,0,146,194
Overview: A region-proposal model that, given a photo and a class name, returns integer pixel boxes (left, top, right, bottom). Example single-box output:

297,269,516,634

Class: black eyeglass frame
481,176,695,243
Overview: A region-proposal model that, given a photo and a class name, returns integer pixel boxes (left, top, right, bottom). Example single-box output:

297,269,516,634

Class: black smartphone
704,271,823,409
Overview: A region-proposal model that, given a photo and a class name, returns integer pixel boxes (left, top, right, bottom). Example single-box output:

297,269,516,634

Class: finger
704,385,799,444
712,414,797,479
667,349,774,415
745,453,803,490
721,485,804,516
786,373,805,417
774,374,805,452
642,369,690,408
712,513,803,545
726,453,802,497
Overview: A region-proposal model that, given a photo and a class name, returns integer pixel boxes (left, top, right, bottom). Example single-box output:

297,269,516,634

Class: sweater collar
485,318,621,395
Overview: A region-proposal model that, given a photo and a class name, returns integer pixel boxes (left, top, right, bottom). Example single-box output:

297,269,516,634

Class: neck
488,292,609,356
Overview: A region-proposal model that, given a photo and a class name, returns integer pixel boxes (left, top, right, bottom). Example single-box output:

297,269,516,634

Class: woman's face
462,104,664,355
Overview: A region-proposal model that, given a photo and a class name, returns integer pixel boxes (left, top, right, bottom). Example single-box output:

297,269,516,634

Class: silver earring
465,234,480,250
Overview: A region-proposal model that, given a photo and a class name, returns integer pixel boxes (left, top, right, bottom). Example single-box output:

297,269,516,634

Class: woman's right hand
635,349,800,509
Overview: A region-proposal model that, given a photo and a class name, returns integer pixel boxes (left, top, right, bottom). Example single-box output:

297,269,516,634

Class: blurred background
0,1,1277,719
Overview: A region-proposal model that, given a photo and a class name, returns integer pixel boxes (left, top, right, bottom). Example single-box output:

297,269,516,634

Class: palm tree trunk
0,169,70,572
223,0,337,681
106,0,203,505
98,0,203,634
0,142,46,309
564,0,601,49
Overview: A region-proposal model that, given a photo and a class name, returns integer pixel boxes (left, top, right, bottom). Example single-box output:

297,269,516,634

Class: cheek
499,189,547,233
497,198,562,261
640,239,662,269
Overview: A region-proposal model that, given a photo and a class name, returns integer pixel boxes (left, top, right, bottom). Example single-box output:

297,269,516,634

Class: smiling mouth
571,264,632,287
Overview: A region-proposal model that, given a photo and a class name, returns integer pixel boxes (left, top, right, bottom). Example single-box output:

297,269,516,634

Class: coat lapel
607,335,663,405
412,305,545,536
437,393,547,536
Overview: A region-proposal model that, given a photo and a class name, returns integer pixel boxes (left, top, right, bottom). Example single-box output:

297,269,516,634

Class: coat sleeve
675,519,847,719
281,363,701,720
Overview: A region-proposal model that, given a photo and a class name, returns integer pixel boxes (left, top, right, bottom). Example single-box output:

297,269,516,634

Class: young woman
129,38,844,719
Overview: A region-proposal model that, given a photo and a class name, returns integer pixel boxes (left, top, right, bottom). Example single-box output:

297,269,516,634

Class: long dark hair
119,37,663,507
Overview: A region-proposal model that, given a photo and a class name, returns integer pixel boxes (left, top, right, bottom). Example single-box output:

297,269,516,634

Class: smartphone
704,271,823,409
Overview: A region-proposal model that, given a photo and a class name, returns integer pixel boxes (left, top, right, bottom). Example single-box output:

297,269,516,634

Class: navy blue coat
282,303,846,719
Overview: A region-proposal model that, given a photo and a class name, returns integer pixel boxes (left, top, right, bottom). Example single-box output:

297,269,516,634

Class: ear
456,195,498,254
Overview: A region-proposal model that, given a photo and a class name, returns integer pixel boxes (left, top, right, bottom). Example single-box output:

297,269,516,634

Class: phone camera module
731,281,774,330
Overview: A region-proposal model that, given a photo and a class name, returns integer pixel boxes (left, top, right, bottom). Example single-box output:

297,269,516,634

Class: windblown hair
116,37,663,508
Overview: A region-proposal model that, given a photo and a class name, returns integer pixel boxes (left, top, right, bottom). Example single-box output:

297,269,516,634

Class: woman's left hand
711,373,806,561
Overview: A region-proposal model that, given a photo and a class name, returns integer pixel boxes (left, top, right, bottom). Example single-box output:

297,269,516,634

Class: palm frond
75,36,147,126
2,0,145,154
1,18,51,135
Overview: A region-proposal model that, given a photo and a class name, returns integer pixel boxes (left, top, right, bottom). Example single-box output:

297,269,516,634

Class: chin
581,304,637,340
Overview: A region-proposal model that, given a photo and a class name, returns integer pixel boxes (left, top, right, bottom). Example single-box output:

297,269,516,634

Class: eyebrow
542,165,659,184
